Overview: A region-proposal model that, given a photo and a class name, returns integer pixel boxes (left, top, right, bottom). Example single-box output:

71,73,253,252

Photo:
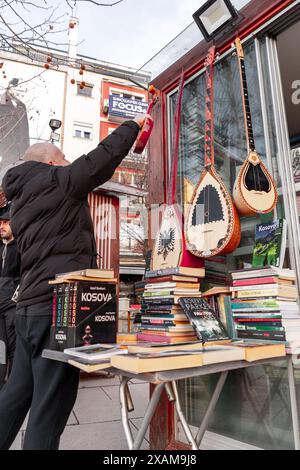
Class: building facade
0,21,151,282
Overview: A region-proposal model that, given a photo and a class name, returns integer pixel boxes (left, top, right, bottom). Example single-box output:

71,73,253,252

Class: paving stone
60,421,149,450
79,373,119,389
73,386,122,424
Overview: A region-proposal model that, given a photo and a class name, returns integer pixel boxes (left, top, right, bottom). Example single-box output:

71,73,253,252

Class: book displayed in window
252,219,287,268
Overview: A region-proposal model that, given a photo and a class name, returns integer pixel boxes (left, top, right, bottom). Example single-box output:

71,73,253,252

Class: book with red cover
232,277,294,287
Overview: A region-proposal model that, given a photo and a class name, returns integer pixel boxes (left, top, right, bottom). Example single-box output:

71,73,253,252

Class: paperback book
178,297,230,343
252,219,287,268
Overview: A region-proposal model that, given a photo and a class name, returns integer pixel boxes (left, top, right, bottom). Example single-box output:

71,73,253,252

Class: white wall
62,68,102,162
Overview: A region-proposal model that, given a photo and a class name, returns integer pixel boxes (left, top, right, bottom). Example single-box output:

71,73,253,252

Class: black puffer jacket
0,240,20,313
2,120,139,307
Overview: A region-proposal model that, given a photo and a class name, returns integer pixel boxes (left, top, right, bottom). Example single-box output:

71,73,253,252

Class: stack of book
137,266,205,344
49,269,117,351
230,266,300,345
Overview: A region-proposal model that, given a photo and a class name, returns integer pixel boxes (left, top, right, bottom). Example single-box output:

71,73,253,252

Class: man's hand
134,113,152,129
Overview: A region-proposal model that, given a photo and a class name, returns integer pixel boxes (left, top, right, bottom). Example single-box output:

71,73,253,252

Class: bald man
0,114,148,450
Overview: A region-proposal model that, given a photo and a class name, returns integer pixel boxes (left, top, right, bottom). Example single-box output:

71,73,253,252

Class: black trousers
0,306,17,387
0,301,80,450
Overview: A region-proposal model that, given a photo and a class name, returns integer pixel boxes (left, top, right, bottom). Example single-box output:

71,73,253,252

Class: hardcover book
178,297,230,343
252,219,287,268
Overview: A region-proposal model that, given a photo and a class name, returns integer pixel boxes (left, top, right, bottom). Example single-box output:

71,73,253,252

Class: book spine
223,294,236,339
236,329,286,341
234,289,279,298
141,319,176,327
71,282,78,328
62,284,70,327
52,286,58,327
56,284,65,327
143,298,175,305
235,324,285,332
67,283,74,327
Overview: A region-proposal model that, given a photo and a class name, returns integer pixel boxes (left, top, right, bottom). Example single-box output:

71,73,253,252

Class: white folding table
42,350,299,450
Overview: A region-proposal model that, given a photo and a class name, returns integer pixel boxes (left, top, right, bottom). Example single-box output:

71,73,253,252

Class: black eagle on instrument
191,185,224,226
157,228,176,260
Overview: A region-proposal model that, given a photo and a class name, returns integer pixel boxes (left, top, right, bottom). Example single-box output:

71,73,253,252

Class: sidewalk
11,372,150,450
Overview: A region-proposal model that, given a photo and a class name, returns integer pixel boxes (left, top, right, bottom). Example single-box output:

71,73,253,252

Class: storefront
147,0,300,450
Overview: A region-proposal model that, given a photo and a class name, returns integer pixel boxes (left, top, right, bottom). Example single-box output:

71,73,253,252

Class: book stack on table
49,269,117,351
230,267,300,347
137,267,205,344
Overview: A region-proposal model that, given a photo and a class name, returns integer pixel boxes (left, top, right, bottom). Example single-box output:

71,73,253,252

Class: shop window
168,37,297,450
171,40,283,278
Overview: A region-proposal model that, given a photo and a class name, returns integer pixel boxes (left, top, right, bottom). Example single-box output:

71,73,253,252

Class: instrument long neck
237,53,256,153
167,72,185,206
204,53,215,169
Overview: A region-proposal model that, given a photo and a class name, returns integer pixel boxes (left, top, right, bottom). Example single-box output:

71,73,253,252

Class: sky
74,0,206,69
1,0,250,75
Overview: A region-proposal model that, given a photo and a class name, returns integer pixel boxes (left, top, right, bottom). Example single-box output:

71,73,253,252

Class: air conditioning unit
102,98,109,115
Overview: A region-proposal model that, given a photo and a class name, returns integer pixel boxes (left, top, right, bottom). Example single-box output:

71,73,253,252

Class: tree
0,0,128,207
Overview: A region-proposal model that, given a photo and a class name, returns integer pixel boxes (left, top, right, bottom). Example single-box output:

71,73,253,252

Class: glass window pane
168,38,296,450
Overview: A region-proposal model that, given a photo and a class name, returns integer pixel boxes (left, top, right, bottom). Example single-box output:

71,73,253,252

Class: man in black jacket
0,115,147,449
0,204,20,388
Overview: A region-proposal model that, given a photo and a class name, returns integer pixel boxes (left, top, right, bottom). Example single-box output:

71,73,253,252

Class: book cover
178,297,229,343
64,343,127,364
50,281,117,351
252,219,287,269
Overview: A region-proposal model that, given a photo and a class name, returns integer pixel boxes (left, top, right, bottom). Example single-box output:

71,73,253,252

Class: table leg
195,370,228,448
287,355,300,450
170,381,198,450
125,382,134,412
120,377,134,449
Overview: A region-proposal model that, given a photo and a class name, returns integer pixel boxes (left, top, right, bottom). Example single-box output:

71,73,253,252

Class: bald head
23,143,70,166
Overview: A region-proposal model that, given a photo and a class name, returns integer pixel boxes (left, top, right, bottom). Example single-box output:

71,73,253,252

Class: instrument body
185,47,241,258
133,87,157,154
233,38,278,216
152,73,204,271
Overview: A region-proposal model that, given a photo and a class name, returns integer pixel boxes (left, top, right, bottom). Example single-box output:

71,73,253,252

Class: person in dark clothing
0,114,147,450
0,204,20,388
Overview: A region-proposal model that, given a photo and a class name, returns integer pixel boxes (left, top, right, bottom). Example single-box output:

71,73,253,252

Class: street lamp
192,0,239,42
49,119,62,143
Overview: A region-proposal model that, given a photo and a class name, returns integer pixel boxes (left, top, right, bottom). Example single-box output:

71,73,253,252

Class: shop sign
108,95,148,122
